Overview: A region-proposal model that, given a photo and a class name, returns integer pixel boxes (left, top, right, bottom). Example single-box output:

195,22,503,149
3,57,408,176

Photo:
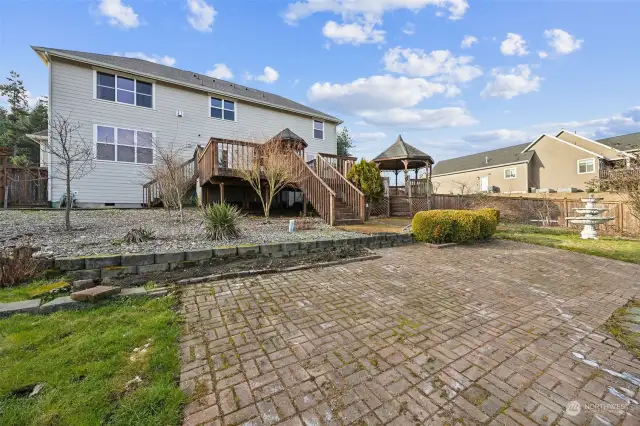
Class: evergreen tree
0,71,31,154
337,127,354,156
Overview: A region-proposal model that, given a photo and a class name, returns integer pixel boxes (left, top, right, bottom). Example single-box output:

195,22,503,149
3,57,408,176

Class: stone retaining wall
50,234,414,280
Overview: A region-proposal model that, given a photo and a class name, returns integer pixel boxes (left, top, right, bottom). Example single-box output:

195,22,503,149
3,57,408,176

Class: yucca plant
123,227,155,244
202,202,244,241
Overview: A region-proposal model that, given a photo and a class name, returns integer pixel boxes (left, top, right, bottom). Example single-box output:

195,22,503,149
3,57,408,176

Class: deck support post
219,182,225,204
302,192,307,215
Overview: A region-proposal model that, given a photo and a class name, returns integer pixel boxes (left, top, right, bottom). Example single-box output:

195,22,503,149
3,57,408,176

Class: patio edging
47,233,414,280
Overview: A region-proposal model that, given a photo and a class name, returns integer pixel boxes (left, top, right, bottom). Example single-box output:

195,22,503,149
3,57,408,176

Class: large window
96,71,153,108
210,97,235,121
96,125,154,164
313,120,324,140
577,158,595,174
504,167,516,179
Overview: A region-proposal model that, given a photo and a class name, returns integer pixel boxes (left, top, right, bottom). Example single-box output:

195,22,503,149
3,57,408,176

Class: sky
2,0,640,164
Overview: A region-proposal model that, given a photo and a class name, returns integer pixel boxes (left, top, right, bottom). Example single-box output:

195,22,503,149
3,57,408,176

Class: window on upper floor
313,120,324,140
210,97,236,121
504,167,516,179
96,71,153,108
96,125,154,164
577,158,595,174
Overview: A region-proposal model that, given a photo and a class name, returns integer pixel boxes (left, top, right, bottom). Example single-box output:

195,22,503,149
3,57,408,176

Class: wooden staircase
142,157,197,207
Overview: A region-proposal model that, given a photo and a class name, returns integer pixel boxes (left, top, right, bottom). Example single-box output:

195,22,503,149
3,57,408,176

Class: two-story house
33,47,360,224
432,130,640,194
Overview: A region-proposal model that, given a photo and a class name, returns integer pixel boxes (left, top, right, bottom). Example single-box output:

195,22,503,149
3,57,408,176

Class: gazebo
372,135,435,216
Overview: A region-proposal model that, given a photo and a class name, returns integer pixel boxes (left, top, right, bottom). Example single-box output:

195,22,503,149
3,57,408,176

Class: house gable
555,130,621,159
522,133,604,158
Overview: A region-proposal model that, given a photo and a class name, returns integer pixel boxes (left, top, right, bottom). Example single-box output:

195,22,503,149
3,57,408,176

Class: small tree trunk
65,164,71,231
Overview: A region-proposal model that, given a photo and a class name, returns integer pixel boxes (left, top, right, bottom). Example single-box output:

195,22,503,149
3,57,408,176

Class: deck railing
316,154,365,221
143,157,196,207
318,153,356,177
286,152,336,225
599,167,640,180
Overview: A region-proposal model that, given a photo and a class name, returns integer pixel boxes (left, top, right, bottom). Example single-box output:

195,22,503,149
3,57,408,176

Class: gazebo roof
270,128,308,148
373,135,434,171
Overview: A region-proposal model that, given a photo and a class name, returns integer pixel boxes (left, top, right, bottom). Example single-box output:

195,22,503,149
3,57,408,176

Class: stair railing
142,156,197,208
316,154,365,222
286,152,336,225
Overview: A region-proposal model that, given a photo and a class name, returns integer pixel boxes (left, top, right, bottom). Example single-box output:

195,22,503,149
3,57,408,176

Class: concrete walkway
179,240,640,425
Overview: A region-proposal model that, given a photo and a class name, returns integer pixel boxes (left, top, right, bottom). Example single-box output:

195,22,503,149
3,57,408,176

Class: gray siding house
33,47,341,207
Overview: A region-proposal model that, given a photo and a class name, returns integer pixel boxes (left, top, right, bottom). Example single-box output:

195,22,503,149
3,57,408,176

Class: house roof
597,132,640,152
32,46,341,124
433,143,534,176
373,135,434,170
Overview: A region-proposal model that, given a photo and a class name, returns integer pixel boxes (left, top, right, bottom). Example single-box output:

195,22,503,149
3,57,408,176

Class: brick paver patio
178,240,640,425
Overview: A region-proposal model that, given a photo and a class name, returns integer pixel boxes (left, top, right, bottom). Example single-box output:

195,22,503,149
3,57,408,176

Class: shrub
412,209,498,244
0,246,42,286
123,227,155,244
202,202,244,241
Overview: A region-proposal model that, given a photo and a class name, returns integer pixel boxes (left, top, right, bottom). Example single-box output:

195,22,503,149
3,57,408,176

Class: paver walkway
178,240,640,425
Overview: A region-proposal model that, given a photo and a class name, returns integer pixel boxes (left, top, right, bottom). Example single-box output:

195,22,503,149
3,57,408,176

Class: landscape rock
40,296,83,313
72,279,98,290
0,299,41,317
70,285,121,302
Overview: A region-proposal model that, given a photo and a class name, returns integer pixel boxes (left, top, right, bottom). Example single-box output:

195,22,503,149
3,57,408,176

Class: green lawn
0,297,184,426
496,225,640,264
0,279,70,303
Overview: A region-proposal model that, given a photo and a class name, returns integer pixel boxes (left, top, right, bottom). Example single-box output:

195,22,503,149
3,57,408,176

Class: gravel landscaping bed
1,209,364,258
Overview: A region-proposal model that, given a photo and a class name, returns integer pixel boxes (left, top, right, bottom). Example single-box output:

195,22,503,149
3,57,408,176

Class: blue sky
2,0,640,163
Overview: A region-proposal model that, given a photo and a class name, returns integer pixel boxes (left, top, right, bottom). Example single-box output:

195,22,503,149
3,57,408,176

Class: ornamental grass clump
202,202,244,241
412,209,499,244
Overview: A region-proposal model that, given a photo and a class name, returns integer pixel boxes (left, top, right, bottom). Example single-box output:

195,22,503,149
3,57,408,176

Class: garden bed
0,209,364,258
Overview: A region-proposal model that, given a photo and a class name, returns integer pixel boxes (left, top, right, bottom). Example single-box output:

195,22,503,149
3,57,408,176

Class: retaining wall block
155,251,185,264
185,249,213,262
85,255,121,270
259,243,282,256
137,263,170,274
0,299,41,318
68,269,101,281
121,253,155,267
116,287,147,297
40,296,83,314
55,257,85,271
315,240,333,250
170,260,198,271
289,249,309,257
297,241,317,250
281,242,300,253
237,244,259,256
101,265,137,279
213,246,238,257
270,251,289,259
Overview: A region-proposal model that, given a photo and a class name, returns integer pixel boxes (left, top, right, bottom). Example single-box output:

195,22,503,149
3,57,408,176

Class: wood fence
0,165,48,207
431,194,640,235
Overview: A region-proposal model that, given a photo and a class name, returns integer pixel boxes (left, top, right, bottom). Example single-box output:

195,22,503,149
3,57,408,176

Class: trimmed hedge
412,209,499,244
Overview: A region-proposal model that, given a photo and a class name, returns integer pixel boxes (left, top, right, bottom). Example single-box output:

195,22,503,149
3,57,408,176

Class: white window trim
577,158,596,174
208,95,238,122
93,69,156,110
93,124,155,165
313,120,324,140
504,167,517,179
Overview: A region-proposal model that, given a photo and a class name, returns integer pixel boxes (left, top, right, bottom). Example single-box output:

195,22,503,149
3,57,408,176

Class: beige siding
555,131,619,158
432,162,529,194
49,58,337,206
528,135,599,190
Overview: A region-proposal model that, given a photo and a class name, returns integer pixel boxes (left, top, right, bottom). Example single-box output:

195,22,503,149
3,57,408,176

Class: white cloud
323,20,385,45
283,0,470,24
402,22,416,36
481,65,541,99
113,52,176,66
500,33,528,56
462,129,530,145
352,131,387,142
461,35,478,49
544,29,583,56
533,106,640,139
206,64,233,80
187,0,216,32
247,66,280,83
308,74,447,113
383,47,482,84
538,51,548,59
98,0,140,29
359,107,477,129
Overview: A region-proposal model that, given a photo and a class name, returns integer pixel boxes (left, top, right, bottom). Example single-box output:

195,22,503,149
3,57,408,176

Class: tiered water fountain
566,194,615,239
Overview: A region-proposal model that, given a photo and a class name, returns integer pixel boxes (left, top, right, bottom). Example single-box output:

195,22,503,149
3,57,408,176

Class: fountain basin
565,217,615,224
572,208,609,215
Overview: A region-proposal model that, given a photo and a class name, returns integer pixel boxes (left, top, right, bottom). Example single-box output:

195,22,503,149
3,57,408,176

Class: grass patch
496,225,640,264
0,297,184,425
604,299,640,360
0,279,71,303
337,217,412,234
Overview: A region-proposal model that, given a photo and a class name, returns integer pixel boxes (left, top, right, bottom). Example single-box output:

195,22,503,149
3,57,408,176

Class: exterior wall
49,58,338,206
432,162,529,194
528,135,599,191
555,131,620,159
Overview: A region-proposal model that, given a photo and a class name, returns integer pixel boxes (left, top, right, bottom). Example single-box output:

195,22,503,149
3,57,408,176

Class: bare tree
42,113,95,230
452,179,473,196
595,153,640,222
142,139,193,223
235,137,301,222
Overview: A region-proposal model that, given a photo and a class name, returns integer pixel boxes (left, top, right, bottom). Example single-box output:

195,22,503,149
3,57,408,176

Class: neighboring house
32,46,341,208
432,130,640,194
